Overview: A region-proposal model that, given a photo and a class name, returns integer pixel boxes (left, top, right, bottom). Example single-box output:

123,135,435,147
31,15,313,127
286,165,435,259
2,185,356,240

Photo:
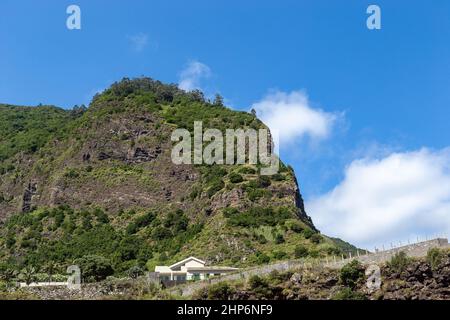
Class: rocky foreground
193,251,450,300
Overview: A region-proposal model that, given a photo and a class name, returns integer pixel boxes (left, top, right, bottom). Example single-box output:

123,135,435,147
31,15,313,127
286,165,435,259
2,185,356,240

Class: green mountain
0,77,354,278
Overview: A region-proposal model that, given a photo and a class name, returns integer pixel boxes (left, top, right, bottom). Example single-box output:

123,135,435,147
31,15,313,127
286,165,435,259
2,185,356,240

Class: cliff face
0,78,347,273
0,80,310,223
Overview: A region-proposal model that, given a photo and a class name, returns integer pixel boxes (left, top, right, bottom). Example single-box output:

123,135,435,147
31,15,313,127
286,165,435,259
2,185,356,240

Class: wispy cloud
127,33,149,52
178,61,211,91
307,148,450,250
251,90,340,146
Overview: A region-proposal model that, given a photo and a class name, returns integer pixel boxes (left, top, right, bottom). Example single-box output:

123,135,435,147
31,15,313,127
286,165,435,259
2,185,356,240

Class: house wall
184,260,205,268
186,270,231,280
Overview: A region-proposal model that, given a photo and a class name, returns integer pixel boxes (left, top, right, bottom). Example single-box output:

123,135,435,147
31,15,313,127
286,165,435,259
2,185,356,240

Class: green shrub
388,251,410,273
247,188,269,201
207,282,235,300
248,275,268,290
19,266,37,285
151,226,172,240
73,255,114,282
272,251,287,260
271,173,286,181
248,275,272,298
238,167,256,174
163,209,188,232
426,248,445,270
189,187,200,200
127,266,144,279
226,207,291,228
207,179,225,198
310,234,323,244
332,287,366,300
257,176,271,188
5,235,16,248
294,245,309,258
289,222,304,233
127,211,156,234
228,172,244,183
202,165,227,181
253,233,267,244
115,235,142,261
339,260,364,289
274,234,285,244
256,252,270,264
223,207,239,217
302,229,314,239
267,270,291,285
64,168,80,179
94,209,110,224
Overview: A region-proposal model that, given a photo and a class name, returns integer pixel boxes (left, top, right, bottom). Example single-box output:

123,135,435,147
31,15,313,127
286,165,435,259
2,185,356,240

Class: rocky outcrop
377,257,450,300
292,175,315,228
22,182,37,213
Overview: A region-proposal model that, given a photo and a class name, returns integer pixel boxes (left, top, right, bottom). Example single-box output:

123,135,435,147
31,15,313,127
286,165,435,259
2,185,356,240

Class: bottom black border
1,300,448,319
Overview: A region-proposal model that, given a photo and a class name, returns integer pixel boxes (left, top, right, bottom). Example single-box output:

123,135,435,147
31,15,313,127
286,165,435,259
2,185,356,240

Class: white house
155,257,238,281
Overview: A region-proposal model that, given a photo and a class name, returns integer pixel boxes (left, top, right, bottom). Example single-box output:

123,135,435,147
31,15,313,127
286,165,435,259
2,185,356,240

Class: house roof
186,266,239,272
169,256,205,269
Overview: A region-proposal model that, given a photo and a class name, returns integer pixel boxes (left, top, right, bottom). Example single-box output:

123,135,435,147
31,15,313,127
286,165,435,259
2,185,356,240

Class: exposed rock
290,273,302,285
22,182,37,213
210,188,245,212
98,152,112,161
82,153,91,162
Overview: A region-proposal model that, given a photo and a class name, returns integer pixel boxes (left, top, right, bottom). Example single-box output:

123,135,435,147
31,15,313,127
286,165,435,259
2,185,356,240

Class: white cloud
128,33,149,52
251,91,339,145
178,61,211,91
307,148,450,250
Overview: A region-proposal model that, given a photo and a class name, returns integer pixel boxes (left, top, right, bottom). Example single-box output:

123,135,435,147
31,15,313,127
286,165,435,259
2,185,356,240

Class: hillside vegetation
0,77,355,282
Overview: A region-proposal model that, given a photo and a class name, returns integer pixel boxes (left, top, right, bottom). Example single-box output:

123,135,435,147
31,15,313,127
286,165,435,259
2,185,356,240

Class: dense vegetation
0,205,206,282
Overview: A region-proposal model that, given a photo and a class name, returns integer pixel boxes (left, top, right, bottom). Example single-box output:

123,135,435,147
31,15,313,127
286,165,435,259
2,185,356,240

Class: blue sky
1,0,450,249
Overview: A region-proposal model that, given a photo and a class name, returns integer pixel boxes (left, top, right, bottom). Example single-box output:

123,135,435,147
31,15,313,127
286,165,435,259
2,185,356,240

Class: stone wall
329,238,449,269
